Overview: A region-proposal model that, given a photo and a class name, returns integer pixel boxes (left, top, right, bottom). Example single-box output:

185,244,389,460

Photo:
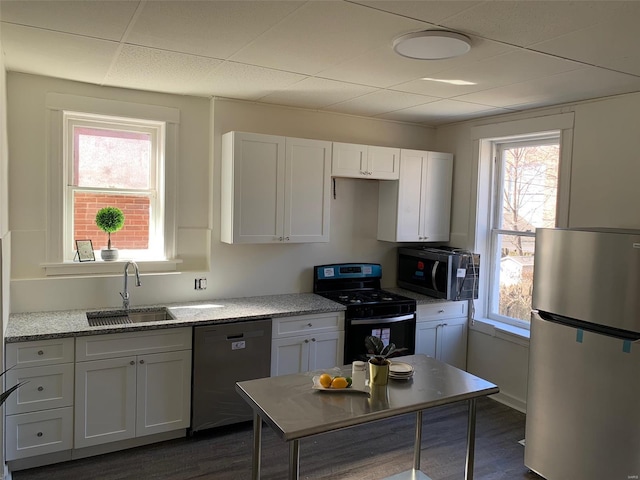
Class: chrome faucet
120,261,141,310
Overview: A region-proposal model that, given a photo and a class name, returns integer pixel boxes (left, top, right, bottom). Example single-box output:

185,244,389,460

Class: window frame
45,93,179,275
469,113,574,333
487,135,560,327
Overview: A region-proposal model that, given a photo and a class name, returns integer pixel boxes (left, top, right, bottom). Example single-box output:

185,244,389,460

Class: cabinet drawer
6,338,74,368
5,363,74,415
273,313,343,338
76,327,192,362
5,407,73,460
417,301,468,322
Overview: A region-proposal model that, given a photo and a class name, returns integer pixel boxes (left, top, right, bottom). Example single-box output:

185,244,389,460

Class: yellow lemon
319,373,333,388
331,377,348,389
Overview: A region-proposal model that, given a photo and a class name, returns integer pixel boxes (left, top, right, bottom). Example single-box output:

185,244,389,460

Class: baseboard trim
489,391,527,414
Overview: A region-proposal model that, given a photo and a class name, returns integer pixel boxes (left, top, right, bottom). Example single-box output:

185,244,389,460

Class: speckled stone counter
5,293,346,342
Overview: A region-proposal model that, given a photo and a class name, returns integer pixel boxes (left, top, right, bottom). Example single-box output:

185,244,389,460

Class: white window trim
468,113,574,333
45,93,179,275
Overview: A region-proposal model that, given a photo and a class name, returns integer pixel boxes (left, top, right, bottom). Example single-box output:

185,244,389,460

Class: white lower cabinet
74,328,192,449
415,301,468,370
5,338,75,461
271,313,344,376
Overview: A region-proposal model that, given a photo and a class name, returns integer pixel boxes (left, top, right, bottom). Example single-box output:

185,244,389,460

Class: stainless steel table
236,354,499,480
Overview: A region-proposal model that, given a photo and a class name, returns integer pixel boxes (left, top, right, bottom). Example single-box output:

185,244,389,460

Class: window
45,93,179,274
488,135,560,325
63,112,165,261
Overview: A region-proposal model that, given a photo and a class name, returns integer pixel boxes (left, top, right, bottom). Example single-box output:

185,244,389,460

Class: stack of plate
389,361,414,380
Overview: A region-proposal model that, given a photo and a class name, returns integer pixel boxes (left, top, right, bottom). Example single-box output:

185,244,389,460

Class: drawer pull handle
438,309,445,313
307,323,312,327
130,361,135,366
37,350,44,356
37,386,44,392
139,359,145,364
37,432,43,437
304,339,309,343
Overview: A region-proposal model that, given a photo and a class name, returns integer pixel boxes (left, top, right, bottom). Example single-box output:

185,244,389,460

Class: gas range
313,263,416,363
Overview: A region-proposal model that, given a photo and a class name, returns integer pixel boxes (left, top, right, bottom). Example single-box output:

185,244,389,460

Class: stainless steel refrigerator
525,227,640,480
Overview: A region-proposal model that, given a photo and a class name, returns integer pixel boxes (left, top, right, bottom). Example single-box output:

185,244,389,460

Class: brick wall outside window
74,192,150,250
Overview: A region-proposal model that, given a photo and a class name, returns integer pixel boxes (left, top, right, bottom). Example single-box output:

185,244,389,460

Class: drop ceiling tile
351,1,483,24
376,99,512,126
128,1,303,59
230,1,427,75
455,67,640,110
1,24,118,84
318,36,513,88
258,77,377,110
322,90,438,117
440,0,637,48
203,62,308,101
393,49,582,98
531,14,640,76
104,45,224,96
0,0,137,41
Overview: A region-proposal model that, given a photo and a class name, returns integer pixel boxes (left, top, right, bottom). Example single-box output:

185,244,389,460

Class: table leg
465,398,477,480
252,411,262,480
289,439,300,480
413,410,423,471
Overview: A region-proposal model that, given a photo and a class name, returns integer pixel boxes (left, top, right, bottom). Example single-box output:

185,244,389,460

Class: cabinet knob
285,236,290,241
130,361,135,366
360,171,366,175
37,350,44,356
311,338,316,342
37,432,43,437
139,359,145,364
37,386,44,392
279,236,283,241
438,309,445,313
307,323,313,327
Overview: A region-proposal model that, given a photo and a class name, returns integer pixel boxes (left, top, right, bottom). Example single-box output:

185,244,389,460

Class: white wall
435,92,640,412
7,75,437,312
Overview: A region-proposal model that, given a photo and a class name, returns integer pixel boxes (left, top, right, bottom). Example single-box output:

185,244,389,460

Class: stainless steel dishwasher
191,319,271,433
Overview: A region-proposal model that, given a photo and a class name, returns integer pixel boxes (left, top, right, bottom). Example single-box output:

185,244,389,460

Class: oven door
344,313,416,364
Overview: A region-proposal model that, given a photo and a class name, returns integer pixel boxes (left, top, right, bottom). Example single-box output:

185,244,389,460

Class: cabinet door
396,151,424,241
415,321,439,359
221,131,286,243
271,336,310,376
439,320,467,370
331,142,367,178
367,146,400,180
75,357,136,448
420,152,453,242
308,331,343,371
136,350,192,436
284,137,331,242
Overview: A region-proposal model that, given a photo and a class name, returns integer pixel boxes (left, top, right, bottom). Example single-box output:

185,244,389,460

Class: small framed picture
75,240,95,262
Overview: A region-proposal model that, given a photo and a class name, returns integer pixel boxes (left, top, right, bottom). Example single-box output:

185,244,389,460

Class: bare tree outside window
492,140,560,323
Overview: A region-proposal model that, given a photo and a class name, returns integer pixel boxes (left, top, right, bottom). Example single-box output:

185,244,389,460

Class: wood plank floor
13,398,540,480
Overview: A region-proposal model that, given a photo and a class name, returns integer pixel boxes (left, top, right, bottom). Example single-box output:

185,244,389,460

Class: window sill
42,259,182,277
469,317,530,347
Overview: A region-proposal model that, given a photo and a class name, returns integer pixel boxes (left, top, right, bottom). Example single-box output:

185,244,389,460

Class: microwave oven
397,247,480,300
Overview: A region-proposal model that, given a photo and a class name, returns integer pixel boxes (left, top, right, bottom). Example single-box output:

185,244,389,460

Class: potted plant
95,206,125,261
365,335,407,386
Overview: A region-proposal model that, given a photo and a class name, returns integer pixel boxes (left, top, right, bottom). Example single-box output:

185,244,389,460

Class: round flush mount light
392,30,471,60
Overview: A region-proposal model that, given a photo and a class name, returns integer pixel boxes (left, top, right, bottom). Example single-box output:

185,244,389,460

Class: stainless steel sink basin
87,307,176,327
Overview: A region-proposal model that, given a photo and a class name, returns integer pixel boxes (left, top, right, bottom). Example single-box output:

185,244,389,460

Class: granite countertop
5,293,346,343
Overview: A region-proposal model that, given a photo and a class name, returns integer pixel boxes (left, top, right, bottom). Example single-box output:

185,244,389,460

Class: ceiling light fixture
393,30,471,60
421,77,477,86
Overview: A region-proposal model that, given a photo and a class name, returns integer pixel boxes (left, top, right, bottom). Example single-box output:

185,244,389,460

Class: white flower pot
101,248,119,261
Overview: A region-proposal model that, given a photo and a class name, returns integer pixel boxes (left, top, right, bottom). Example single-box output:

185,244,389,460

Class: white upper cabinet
377,149,453,242
221,131,331,244
332,142,400,180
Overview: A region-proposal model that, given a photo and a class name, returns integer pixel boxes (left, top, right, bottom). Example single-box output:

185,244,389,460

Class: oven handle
350,314,415,325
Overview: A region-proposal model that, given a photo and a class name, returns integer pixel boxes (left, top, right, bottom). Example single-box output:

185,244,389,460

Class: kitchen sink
87,307,176,327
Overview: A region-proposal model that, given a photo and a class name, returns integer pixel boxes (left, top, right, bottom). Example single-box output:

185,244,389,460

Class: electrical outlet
194,278,207,290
